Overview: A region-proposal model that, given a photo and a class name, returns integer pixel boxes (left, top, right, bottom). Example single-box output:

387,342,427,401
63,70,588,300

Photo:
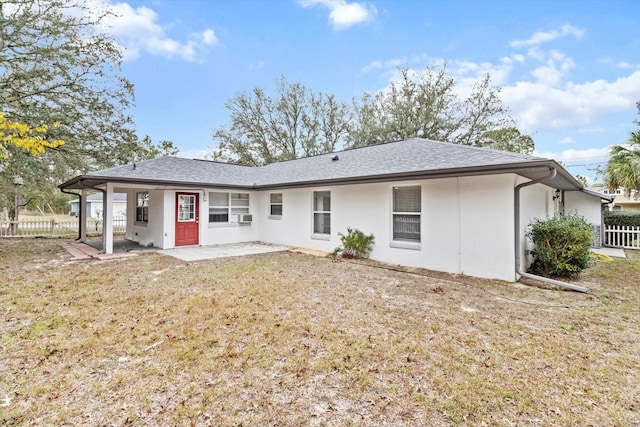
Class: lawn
1,239,639,426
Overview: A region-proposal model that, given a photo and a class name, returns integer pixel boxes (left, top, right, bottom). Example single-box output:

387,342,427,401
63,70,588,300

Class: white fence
0,217,126,238
604,225,640,249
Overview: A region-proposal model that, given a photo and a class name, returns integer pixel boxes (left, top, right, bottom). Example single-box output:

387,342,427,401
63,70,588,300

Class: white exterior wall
518,181,555,271
255,187,337,252
257,174,517,281
128,188,261,250
105,172,608,283
564,191,603,225
199,189,260,247
459,176,516,280
126,188,166,248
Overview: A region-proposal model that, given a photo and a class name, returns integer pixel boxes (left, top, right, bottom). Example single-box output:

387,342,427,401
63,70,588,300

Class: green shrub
604,210,640,227
527,213,593,278
333,227,375,259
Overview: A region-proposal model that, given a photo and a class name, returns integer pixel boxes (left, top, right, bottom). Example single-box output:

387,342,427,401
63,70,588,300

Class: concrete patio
62,238,291,262
160,242,291,261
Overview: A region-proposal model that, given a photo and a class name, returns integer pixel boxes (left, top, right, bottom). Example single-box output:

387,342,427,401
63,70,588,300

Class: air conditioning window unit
238,214,252,223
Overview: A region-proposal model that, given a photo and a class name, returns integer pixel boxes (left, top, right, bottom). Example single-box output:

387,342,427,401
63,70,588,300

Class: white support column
104,184,114,254
79,190,88,242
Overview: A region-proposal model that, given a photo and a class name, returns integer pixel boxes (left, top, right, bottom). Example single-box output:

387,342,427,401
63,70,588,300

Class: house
69,192,127,218
589,185,640,212
59,138,612,283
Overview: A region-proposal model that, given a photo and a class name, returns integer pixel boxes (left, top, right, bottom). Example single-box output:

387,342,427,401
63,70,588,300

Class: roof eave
59,175,257,191
580,188,615,202
257,160,565,190
60,159,583,192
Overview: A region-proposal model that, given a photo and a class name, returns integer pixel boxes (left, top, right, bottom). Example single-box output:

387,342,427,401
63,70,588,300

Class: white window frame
312,190,331,239
135,192,149,224
390,185,421,249
208,192,250,225
177,194,196,222
269,192,283,220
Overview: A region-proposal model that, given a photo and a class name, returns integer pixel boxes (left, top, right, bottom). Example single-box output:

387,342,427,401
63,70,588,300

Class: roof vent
331,155,339,161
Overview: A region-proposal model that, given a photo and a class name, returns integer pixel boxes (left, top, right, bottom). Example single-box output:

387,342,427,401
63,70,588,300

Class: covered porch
59,176,222,254
59,179,161,254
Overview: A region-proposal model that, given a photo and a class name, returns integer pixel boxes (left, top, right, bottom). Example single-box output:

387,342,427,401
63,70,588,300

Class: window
313,191,331,235
270,193,283,216
393,186,421,242
136,192,149,223
178,194,195,221
209,192,250,223
231,193,250,215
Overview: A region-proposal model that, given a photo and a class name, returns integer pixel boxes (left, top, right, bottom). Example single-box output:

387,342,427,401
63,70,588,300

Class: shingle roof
60,138,579,190
91,157,261,187
259,138,542,186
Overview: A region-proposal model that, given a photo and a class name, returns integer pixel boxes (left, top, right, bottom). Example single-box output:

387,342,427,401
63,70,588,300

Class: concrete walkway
62,242,139,261
160,242,291,262
591,247,626,258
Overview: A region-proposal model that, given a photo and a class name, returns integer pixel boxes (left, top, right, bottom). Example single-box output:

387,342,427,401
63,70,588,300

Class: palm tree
605,131,640,195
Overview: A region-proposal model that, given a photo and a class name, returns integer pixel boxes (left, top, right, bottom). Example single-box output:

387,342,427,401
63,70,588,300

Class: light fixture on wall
553,189,561,201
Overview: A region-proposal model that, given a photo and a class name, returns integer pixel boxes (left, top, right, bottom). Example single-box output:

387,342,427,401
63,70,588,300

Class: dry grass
1,239,639,426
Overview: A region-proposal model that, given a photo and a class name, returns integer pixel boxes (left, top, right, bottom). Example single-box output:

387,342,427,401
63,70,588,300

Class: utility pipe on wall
514,168,590,293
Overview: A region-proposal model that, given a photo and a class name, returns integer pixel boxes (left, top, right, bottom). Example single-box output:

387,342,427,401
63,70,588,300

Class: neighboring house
59,138,612,282
69,192,127,218
589,185,640,212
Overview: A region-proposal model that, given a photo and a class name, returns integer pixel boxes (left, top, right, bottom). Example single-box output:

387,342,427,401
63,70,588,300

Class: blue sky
99,0,640,183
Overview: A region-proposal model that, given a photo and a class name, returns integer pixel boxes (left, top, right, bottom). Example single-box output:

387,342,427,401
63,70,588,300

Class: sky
98,0,640,184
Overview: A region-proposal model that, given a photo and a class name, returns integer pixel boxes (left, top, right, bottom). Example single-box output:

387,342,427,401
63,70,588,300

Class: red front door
175,193,199,246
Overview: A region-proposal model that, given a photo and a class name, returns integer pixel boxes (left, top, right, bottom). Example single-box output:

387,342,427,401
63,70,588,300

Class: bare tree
348,64,524,151
211,76,352,166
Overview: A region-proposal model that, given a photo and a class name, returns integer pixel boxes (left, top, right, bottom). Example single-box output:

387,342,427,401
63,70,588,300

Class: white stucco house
59,138,612,283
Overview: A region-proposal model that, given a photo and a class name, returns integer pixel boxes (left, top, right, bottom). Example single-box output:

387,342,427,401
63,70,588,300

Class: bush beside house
333,227,375,259
527,214,593,278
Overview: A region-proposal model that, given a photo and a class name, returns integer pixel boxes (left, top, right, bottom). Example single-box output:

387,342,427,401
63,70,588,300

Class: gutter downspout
60,188,82,241
514,168,590,293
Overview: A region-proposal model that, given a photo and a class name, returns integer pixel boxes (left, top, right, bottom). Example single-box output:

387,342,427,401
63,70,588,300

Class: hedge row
604,210,640,227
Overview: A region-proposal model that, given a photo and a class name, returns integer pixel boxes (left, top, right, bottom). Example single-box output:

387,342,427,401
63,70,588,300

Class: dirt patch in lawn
1,239,639,425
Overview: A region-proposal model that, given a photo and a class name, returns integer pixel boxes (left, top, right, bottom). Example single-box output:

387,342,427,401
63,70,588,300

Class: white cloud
361,57,411,74
503,69,640,131
363,23,639,139
530,54,575,86
559,136,575,145
201,29,218,46
361,60,382,73
510,24,585,48
101,2,217,62
536,147,609,162
250,60,266,70
533,147,611,164
299,0,376,30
